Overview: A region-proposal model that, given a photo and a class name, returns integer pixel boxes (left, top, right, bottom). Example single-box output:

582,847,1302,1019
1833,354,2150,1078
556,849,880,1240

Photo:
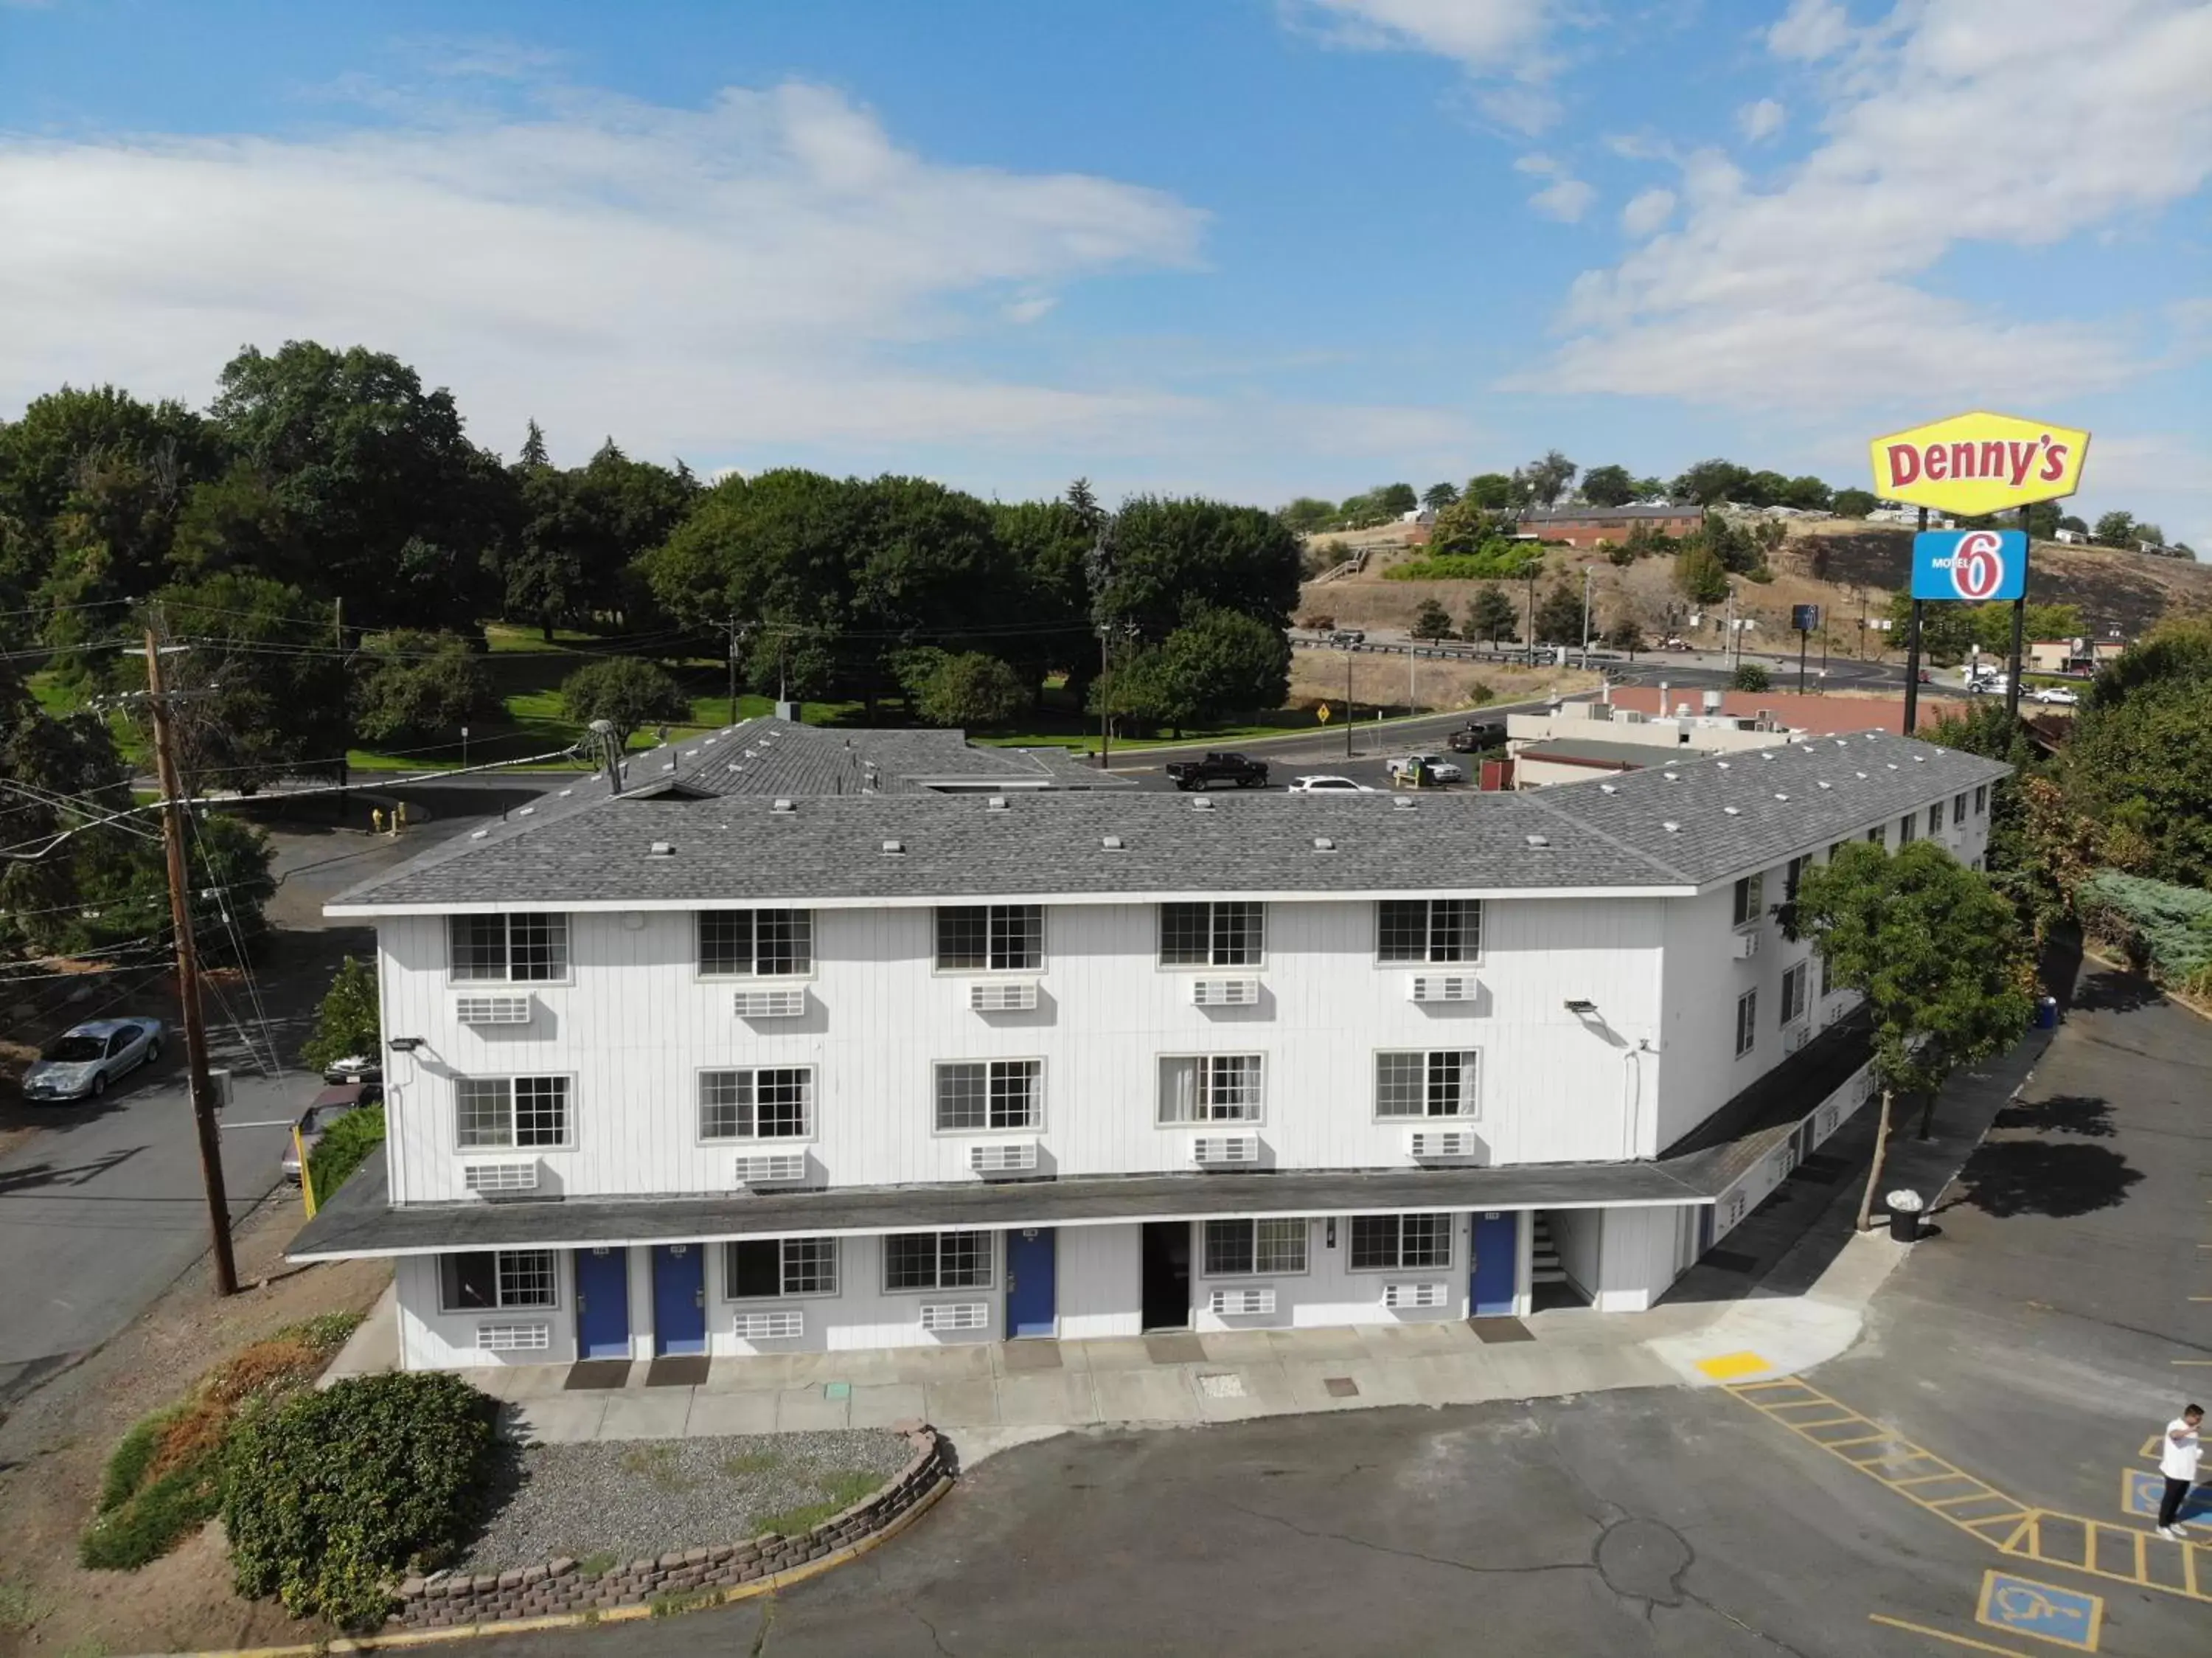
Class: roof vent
1716,760,1731,770
703,737,717,746
1524,833,1550,848
648,841,675,857
1599,783,1618,794
881,838,905,855
683,748,699,757
987,795,1009,811
1723,806,1742,816
470,828,488,839
1191,796,1214,811
1312,836,1336,853
558,788,574,798
1911,755,1926,763
1101,834,1124,850
1663,820,1681,833
1886,763,1899,771
1663,771,1679,783
1773,792,1790,802
1759,749,1775,760
1817,780,1832,791
771,798,796,814
662,761,676,772
1391,795,1415,810
517,805,535,816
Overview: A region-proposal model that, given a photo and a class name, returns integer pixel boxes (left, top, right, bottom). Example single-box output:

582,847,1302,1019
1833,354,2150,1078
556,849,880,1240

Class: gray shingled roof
626,717,1121,800
330,729,2005,911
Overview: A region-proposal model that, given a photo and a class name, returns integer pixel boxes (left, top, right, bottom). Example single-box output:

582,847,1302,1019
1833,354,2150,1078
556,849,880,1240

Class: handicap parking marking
1975,1572,2102,1651
2121,1467,2211,1523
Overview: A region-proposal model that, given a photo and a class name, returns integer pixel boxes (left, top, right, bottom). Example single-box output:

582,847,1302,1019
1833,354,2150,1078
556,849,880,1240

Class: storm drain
1323,1376,1360,1398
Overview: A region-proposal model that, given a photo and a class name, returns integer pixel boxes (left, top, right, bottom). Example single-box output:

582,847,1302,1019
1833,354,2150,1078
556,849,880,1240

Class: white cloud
1767,0,1857,62
1513,0,2212,412
1736,97,1786,142
0,80,1218,461
1289,0,1565,132
1528,177,1595,222
1620,187,1677,237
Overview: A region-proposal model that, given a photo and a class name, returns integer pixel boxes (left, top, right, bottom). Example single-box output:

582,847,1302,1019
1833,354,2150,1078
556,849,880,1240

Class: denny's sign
1868,410,2090,519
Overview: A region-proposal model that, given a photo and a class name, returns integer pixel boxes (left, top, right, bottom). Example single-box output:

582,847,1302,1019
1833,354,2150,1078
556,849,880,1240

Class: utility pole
1903,507,1927,734
142,627,239,1297
1579,565,1594,668
1725,583,1738,671
1098,625,1113,771
2003,503,2029,725
726,613,741,726
1344,644,1354,759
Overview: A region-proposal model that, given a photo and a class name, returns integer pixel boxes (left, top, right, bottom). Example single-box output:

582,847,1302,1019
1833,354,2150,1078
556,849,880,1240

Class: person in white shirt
2155,1404,2202,1539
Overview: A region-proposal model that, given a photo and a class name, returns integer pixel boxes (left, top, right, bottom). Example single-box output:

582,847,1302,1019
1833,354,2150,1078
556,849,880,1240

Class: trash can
1887,1188,1924,1244
2035,995,2059,1030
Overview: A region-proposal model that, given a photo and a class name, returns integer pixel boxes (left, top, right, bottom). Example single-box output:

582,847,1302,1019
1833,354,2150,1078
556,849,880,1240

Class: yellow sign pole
296,1125,318,1218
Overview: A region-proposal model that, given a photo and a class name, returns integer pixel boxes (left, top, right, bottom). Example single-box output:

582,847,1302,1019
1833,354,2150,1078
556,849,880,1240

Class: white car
20,1018,164,1103
2030,685,2080,706
1391,753,1466,784
1287,774,1377,794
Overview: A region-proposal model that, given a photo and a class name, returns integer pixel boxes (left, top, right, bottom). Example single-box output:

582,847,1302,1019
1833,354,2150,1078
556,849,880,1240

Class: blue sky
3,1,2208,544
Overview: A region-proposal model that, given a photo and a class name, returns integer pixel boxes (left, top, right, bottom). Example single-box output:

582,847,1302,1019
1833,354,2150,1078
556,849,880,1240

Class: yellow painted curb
125,1472,955,1658
1695,1350,1773,1381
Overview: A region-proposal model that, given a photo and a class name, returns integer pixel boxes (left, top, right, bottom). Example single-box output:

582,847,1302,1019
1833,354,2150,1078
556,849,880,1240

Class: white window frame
695,909,814,979
1735,990,1758,1058
933,905,1045,974
723,1237,840,1301
1346,1213,1453,1272
1156,1053,1265,1125
1731,873,1764,929
437,1249,558,1313
1158,901,1265,968
933,1058,1044,1134
1779,962,1809,1025
1201,1217,1310,1277
697,1066,815,1143
1372,1050,1481,1120
882,1230,995,1294
448,913,569,985
1375,898,1483,965
453,1075,571,1151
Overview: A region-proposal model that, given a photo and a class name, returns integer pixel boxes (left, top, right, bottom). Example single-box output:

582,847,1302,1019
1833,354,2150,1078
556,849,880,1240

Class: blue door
1004,1227,1057,1338
574,1247,630,1360
1470,1212,1519,1317
651,1243,707,1356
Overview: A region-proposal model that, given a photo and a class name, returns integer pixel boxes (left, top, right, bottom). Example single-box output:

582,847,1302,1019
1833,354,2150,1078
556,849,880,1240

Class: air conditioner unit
970,981,1039,1013
1382,1282,1449,1311
1784,1024,1812,1053
476,1321,551,1352
734,1309,804,1341
734,988,807,1019
1190,977,1261,1007
734,1152,808,1186
1823,1002,1849,1027
454,993,532,1026
1733,931,1761,960
1408,1128,1479,1160
462,1160,540,1195
1208,1287,1276,1317
919,1301,989,1333
1408,974,1478,1004
969,1141,1040,1176
1192,1133,1260,1167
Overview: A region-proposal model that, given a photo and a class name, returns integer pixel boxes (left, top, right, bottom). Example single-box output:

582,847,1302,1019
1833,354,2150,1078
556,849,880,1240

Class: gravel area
458,1430,911,1573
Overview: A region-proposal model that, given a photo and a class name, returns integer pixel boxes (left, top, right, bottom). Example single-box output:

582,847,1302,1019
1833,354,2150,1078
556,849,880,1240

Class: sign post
1791,604,1821,694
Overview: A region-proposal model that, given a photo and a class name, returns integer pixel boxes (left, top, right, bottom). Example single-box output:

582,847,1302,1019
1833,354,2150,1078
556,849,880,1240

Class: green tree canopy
1276,497,1338,535
349,631,496,749
2063,619,2212,886
2093,510,2137,548
1158,606,1293,722
902,649,1030,729
1517,451,1577,509
1409,598,1455,640
147,573,352,790
559,656,692,750
1420,482,1459,511
1464,474,1514,511
1579,465,1635,507
1832,488,1877,518
1465,585,1520,644
302,955,381,1072
1093,496,1302,642
1730,662,1771,692
1674,544,1730,604
1532,579,1585,645
1781,476,1833,510
1605,615,1646,656
1672,459,1753,505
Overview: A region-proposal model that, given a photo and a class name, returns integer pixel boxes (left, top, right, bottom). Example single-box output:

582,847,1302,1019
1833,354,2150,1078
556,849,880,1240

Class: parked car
1327,628,1366,646
1390,752,1465,785
281,1080,383,1183
2030,685,2080,705
20,1018,164,1102
1286,774,1375,794
1164,752,1270,790
1446,720,1504,753
1660,637,1694,652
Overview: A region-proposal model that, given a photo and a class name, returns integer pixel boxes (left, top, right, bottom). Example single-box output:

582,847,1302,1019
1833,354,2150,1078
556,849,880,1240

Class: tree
1518,451,1577,510
1884,590,1976,665
560,656,692,750
1606,616,1646,657
1675,544,1730,605
2093,510,2137,549
1672,459,1753,505
1781,476,1833,511
1533,579,1585,645
2057,514,2088,535
1410,598,1455,641
1731,662,1771,692
350,631,496,748
1464,473,1514,511
1832,488,1877,518
1579,465,1635,507
1425,497,1515,559
1158,606,1293,724
1093,496,1303,642
1277,497,1338,534
302,956,381,1072
1421,482,1460,511
146,572,352,790
1373,483,1419,518
518,419,549,468
2062,619,2212,887
1790,840,2034,1227
1465,584,1520,645
1741,471,1791,508
903,650,1029,729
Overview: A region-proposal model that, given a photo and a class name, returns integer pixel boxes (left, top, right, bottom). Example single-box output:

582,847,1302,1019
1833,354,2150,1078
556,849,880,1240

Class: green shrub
1730,662,1772,693
222,1372,499,1629
97,1409,175,1514
2077,871,2212,984
1385,549,1534,582
307,1103,386,1201
80,1467,222,1571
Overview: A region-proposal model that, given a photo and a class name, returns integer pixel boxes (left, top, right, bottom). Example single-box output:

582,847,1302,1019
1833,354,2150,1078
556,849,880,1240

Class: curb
118,1467,954,1658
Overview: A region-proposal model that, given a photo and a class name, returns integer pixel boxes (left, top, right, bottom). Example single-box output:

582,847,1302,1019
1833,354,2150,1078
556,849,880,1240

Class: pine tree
1410,598,1455,640
518,418,549,469
1465,584,1520,644
1534,579,1586,645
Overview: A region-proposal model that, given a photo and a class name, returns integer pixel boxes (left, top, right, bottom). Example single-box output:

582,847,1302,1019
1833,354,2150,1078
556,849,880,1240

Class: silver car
21,1018,164,1102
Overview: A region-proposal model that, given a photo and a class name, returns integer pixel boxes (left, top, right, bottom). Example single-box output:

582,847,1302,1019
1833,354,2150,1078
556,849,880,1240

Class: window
1732,872,1765,928
1377,899,1482,963
1159,901,1264,966
1349,1213,1452,1271
935,906,1043,971
1974,785,1989,816
1158,1054,1265,1123
698,1067,813,1140
1203,1218,1309,1277
1820,950,1833,999
1734,990,1758,1058
1952,792,1967,826
1780,963,1809,1025
1783,856,1812,903
1374,1050,1480,1119
883,1231,992,1291
1898,813,1917,846
724,1238,838,1299
1828,840,1847,863
449,913,568,982
935,1060,1042,1131
697,910,812,977
1928,803,1944,836
455,1076,569,1149
1867,825,1885,844
439,1249,556,1311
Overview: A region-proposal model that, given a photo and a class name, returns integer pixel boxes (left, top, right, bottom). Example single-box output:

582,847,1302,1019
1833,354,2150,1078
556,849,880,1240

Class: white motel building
292,718,2004,1371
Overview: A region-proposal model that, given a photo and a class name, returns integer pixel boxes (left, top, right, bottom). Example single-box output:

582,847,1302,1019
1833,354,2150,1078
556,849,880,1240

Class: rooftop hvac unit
1192,1133,1260,1167
1733,931,1761,960
970,980,1039,1013
919,1301,989,1333
969,1141,1040,1176
476,1321,551,1353
1208,1287,1277,1317
1382,1282,1449,1311
1190,977,1261,1007
1408,974,1478,1004
462,1160,540,1196
454,994,533,1026
1784,1024,1812,1053
1408,1128,1479,1160
734,988,807,1019
733,1310,804,1342
734,1152,809,1186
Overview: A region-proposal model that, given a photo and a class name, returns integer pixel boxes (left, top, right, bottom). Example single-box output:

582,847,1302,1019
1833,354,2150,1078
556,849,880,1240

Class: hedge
307,1101,386,1201
2077,870,2212,993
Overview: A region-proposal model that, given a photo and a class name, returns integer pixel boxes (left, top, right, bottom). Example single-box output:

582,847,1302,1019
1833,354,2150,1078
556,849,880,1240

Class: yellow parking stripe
1868,1613,2031,1655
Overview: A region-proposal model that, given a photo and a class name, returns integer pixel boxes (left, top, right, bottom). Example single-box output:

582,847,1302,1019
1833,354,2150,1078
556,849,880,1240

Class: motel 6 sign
1912,529,2026,603
1868,409,2091,519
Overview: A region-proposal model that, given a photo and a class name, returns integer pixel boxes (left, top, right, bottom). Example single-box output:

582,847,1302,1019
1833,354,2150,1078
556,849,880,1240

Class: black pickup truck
1164,752,1270,791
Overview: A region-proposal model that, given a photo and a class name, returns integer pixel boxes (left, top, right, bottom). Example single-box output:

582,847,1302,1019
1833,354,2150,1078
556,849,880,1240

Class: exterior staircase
1531,1214,1568,1291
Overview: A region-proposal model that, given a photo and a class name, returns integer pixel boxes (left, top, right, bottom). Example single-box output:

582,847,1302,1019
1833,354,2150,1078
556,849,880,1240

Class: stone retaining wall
392,1423,949,1629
